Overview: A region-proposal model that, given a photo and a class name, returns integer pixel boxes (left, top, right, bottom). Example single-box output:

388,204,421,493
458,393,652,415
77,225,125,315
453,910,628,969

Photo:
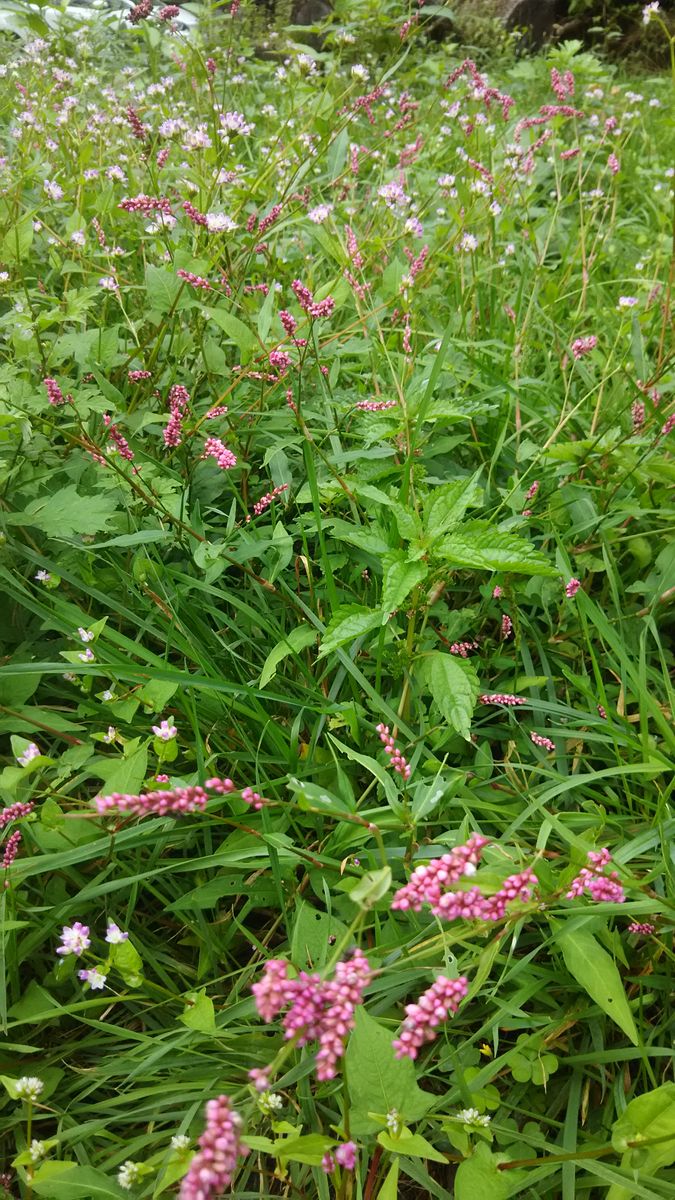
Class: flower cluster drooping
571,335,598,359
376,723,411,781
291,279,335,319
164,384,190,448
355,398,397,412
94,777,235,818
246,483,289,521
44,377,69,406
391,835,537,923
450,640,479,658
0,801,34,827
393,975,468,1059
566,848,625,904
177,269,211,291
103,414,134,461
179,1095,246,1200
252,950,372,1081
119,194,173,217
202,437,237,470
530,731,555,752
628,922,655,935
2,830,21,870
322,1142,357,1174
391,834,489,912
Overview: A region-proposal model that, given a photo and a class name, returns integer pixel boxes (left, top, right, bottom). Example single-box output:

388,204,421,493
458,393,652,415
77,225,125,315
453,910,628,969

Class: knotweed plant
0,0,672,1197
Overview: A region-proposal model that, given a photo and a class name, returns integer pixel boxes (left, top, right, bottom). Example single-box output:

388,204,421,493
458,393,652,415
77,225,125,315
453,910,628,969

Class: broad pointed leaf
381,553,428,621
438,522,556,576
319,605,381,658
557,924,638,1045
422,651,479,741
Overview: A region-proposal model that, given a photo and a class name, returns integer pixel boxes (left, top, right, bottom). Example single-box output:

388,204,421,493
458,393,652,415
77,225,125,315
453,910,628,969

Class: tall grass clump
0,0,673,1196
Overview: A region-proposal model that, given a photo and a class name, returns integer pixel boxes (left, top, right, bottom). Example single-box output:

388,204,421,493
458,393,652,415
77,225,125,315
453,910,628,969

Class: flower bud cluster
376,723,411,781
566,848,625,904
252,950,372,1081
95,777,235,818
393,975,468,1059
179,1095,246,1200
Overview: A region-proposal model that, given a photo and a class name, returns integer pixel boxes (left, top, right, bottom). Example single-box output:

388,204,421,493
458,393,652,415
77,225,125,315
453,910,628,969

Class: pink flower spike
566,848,625,904
565,577,581,598
393,976,468,1059
0,801,34,828
178,1095,246,1200
2,830,21,869
479,693,526,706
202,437,237,470
315,950,371,1080
177,269,211,290
628,922,655,935
530,731,555,752
95,785,209,818
571,335,597,359
44,377,67,406
335,1142,357,1170
252,959,293,1023
376,723,411,781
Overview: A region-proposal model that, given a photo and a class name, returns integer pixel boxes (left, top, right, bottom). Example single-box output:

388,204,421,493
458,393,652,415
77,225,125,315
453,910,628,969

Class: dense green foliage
0,2,673,1197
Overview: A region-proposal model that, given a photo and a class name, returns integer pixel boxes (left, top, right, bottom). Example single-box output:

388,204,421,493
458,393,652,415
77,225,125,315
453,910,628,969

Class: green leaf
318,605,381,658
327,734,401,812
329,519,392,556
145,264,182,314
557,924,638,1045
260,625,316,686
204,305,258,363
611,1083,675,1161
608,1082,675,1199
377,1129,446,1163
349,866,392,908
269,1134,335,1165
30,1164,127,1198
424,479,479,538
96,746,148,798
381,553,428,621
390,501,424,543
438,523,556,576
345,1007,434,1135
179,989,216,1034
453,1144,510,1200
6,486,119,539
110,939,144,988
422,652,479,741
291,901,348,970
2,214,33,264
377,1160,400,1199
256,284,276,343
82,531,171,550
136,680,178,711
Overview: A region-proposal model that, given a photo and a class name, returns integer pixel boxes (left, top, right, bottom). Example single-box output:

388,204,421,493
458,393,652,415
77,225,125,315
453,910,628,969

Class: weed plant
0,2,673,1197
